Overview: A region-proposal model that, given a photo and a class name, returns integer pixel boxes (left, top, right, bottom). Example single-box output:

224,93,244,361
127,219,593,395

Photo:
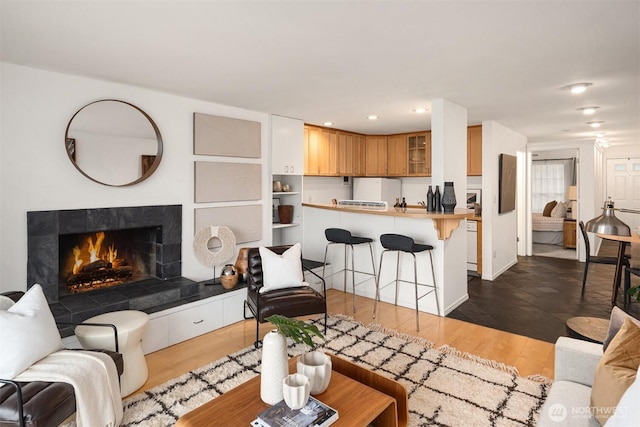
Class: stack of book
251,396,338,427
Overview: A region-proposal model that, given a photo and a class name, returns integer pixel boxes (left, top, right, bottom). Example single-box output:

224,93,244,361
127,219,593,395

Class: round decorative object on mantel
219,264,238,289
193,225,236,267
260,330,288,405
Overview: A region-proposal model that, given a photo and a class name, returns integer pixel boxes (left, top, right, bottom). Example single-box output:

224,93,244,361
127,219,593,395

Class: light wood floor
135,289,555,397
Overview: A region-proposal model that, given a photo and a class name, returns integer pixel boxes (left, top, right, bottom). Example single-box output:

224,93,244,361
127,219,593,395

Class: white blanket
14,349,123,427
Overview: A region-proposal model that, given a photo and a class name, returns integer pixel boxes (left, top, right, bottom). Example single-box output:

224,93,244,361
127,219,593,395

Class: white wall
482,121,527,280
302,176,351,204
0,63,271,293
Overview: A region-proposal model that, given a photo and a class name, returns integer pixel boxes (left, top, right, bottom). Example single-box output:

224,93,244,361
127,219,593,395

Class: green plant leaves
266,314,325,347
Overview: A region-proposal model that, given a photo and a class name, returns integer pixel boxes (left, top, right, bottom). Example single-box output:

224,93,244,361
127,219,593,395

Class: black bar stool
322,228,377,312
372,233,440,331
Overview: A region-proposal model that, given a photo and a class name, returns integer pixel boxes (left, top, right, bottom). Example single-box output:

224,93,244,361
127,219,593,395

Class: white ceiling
2,1,639,147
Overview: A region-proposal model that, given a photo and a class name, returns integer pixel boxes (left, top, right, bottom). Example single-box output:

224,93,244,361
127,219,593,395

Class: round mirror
65,99,163,186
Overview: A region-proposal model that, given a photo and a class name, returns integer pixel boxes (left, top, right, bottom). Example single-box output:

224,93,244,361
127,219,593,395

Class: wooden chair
579,221,628,296
243,245,327,347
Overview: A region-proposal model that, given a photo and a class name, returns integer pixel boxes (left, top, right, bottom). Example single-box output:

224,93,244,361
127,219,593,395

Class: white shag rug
120,315,551,426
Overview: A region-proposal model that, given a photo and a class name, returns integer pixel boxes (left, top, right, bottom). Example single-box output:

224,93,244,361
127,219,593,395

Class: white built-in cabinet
271,115,304,246
140,288,246,354
272,115,304,175
61,288,247,354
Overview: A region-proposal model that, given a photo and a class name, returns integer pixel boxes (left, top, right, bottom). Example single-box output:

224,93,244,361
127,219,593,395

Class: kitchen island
302,203,470,317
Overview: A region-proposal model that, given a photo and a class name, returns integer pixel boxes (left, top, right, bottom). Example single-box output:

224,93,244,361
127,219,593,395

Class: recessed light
367,115,379,120
578,106,599,115
562,82,592,94
587,121,604,128
413,108,428,114
323,122,333,126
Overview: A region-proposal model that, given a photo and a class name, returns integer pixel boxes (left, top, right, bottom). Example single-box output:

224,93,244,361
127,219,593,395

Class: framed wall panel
195,205,262,244
193,113,261,158
194,161,261,202
499,153,517,214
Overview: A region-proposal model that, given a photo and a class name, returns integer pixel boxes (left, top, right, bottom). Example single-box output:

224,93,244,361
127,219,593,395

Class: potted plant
260,315,325,405
266,314,325,346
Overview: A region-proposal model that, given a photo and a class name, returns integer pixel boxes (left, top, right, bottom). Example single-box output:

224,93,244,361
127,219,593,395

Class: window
532,158,575,213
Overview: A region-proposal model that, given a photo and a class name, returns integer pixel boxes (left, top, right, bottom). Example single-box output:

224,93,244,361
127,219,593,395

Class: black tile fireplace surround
26,204,214,336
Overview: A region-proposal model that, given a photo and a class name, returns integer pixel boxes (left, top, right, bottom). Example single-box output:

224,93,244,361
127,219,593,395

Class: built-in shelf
272,191,300,196
272,223,300,229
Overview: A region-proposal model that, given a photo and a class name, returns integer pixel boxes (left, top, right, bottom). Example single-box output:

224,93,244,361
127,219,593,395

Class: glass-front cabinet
407,132,431,176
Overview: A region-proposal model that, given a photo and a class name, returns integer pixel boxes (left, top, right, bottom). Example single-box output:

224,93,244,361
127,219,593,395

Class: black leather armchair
244,245,327,347
0,291,124,427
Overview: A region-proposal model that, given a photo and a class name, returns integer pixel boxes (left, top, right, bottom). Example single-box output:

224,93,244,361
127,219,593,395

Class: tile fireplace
26,205,197,334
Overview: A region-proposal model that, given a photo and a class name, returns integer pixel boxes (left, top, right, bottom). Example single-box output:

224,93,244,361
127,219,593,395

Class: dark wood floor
449,241,640,343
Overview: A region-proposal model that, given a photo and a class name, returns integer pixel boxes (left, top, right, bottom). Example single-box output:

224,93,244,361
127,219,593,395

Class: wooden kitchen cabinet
304,126,320,175
386,134,407,176
304,125,340,176
407,132,431,176
352,134,367,176
338,132,352,176
320,128,339,175
365,136,388,176
467,125,482,176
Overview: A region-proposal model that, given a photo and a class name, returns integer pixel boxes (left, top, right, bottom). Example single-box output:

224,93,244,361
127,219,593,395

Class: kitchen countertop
302,203,471,240
302,202,471,218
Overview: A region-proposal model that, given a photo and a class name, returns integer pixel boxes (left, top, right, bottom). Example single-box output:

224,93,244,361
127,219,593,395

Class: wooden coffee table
176,354,407,427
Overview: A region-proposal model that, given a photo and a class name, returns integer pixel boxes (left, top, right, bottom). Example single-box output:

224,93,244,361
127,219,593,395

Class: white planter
260,330,289,405
282,373,310,410
297,351,332,395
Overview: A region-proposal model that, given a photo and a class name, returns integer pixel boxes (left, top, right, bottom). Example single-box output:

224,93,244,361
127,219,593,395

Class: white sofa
538,337,603,427
538,336,640,427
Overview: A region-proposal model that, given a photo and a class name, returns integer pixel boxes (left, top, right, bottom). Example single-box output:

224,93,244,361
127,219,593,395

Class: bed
532,212,565,245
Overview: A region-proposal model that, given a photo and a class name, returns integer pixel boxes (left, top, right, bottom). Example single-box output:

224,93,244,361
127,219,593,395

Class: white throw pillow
259,243,304,293
551,201,568,218
0,295,15,310
604,365,640,426
0,284,63,379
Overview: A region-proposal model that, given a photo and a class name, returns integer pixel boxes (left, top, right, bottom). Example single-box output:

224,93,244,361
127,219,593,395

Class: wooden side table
565,317,609,344
563,218,577,249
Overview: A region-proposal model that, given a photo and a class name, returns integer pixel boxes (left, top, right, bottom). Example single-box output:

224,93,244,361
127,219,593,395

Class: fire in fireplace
59,228,157,295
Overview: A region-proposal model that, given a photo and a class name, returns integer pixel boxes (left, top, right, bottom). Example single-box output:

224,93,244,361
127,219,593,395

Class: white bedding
532,213,564,232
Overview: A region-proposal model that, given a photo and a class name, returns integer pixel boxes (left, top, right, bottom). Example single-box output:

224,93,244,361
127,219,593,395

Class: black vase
426,186,435,212
441,182,457,213
434,185,442,212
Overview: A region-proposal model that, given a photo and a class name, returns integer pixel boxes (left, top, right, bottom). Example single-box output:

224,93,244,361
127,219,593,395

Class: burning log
67,264,133,286
79,259,112,273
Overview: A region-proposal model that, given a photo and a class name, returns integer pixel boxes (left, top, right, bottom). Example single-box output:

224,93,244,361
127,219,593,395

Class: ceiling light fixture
323,122,333,126
578,106,599,115
367,115,378,120
587,121,604,128
413,108,427,114
562,82,592,94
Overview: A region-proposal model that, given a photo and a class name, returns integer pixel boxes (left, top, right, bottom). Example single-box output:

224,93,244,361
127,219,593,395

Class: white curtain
532,159,575,212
